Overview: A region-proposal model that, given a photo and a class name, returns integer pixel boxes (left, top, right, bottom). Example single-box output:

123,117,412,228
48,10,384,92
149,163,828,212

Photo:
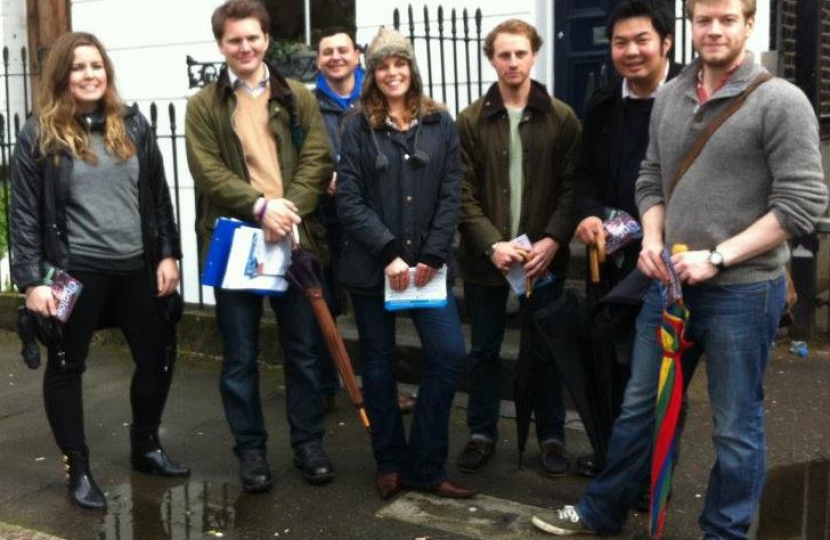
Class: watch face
709,251,724,267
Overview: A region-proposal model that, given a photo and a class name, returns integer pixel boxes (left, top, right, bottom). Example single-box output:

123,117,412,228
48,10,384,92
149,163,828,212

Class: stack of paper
384,266,448,311
201,217,290,295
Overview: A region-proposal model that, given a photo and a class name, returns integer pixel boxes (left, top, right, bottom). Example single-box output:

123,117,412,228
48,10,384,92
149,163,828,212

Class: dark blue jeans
578,277,786,540
214,286,325,455
463,280,566,445
351,293,465,488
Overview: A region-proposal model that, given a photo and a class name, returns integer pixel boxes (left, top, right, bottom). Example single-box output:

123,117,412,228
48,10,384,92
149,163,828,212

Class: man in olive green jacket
185,0,333,493
455,19,581,477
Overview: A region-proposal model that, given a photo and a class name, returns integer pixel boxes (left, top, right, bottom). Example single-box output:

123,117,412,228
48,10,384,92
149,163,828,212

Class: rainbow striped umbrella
650,250,692,539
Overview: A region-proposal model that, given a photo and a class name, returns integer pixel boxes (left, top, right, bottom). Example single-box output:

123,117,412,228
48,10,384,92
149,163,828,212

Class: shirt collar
229,64,270,96
621,59,670,100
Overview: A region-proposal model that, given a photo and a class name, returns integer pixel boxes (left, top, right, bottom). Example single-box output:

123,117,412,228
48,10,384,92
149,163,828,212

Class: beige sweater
232,88,283,198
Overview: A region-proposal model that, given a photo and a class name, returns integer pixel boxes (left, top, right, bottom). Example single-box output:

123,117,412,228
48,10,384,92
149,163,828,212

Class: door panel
554,0,618,116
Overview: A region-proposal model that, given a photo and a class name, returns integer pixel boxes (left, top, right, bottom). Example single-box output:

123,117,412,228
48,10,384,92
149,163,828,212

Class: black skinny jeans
43,267,176,454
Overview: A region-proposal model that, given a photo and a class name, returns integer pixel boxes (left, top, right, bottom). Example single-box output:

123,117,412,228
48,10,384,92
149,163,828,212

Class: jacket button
406,239,412,245
404,154,410,160
406,196,413,203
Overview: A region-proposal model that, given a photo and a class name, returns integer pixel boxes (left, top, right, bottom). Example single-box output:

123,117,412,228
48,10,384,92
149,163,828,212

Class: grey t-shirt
66,133,143,272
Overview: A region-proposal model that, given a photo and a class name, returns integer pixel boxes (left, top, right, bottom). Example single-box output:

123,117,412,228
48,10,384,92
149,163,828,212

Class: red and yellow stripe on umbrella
650,299,691,539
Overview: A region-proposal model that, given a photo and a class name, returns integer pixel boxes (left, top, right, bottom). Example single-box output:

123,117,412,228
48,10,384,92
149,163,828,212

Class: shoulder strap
667,71,773,201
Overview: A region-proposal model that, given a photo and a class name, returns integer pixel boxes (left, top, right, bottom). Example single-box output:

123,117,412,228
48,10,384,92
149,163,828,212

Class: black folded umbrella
16,306,63,369
530,287,611,463
530,268,652,466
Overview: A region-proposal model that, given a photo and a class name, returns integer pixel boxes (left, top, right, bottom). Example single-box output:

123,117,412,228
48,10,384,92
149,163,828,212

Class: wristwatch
485,243,497,258
708,250,726,270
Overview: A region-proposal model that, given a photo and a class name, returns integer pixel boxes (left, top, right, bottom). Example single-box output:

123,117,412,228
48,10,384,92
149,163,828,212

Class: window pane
262,0,355,43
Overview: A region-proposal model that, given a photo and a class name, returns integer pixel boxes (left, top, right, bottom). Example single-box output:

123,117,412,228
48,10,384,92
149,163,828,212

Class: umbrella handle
358,408,371,432
589,246,600,283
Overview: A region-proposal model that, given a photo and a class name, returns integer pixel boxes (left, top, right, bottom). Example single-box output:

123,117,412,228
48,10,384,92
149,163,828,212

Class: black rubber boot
63,450,107,511
130,425,190,477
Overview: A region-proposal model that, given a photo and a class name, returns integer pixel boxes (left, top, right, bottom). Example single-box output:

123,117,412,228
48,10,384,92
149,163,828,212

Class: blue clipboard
200,217,287,296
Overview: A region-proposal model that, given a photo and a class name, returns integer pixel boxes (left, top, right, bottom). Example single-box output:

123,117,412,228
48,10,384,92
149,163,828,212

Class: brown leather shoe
430,479,478,499
375,472,403,500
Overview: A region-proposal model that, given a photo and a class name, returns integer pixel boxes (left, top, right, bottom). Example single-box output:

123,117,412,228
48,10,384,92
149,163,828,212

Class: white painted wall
0,0,30,134
0,0,29,289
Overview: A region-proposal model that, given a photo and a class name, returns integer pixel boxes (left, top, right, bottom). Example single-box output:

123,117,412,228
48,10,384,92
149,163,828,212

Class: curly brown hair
483,19,543,60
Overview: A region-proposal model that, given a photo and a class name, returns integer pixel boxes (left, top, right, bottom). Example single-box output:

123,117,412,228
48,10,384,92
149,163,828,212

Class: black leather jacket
10,105,181,291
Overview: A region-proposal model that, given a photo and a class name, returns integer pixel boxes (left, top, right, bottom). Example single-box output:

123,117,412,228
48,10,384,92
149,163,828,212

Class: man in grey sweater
532,0,828,538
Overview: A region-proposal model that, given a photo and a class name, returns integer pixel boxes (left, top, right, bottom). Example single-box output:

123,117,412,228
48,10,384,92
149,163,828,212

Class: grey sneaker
531,505,593,535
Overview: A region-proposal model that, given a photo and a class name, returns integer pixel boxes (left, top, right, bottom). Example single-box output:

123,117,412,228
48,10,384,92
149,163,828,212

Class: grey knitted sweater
636,53,828,285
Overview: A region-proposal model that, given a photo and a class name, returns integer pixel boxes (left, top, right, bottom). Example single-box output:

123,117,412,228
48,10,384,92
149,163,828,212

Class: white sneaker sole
531,515,591,536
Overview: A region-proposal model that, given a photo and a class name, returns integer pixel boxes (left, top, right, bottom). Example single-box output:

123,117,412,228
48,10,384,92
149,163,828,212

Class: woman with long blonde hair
10,32,188,511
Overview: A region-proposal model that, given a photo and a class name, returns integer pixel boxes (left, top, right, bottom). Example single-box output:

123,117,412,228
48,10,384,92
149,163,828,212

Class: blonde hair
685,0,756,18
36,32,134,163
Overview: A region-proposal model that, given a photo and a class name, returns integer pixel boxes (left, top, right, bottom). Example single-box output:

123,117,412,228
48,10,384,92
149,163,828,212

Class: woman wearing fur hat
336,27,475,500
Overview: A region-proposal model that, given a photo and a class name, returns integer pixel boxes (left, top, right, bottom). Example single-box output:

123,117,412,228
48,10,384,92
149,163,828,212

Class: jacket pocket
338,238,383,291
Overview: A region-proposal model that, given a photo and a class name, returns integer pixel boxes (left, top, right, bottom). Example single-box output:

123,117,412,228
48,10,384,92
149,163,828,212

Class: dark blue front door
554,0,619,116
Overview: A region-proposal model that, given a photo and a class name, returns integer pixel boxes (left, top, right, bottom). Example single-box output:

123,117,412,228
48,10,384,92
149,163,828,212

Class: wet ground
0,330,828,540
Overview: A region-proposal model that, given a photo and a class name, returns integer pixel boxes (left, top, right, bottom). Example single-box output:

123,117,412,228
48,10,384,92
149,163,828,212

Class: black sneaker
540,441,567,477
239,451,272,493
293,441,334,485
531,505,593,536
456,439,495,473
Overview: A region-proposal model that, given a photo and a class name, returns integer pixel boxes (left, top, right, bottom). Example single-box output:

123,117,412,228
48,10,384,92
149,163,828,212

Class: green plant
266,40,311,64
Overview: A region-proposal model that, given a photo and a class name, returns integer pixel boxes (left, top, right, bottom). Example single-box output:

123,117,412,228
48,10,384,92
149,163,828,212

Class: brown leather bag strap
666,71,773,201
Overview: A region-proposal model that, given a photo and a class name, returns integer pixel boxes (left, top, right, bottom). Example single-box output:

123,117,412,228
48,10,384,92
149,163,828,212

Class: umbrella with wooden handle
589,231,607,283
285,240,370,432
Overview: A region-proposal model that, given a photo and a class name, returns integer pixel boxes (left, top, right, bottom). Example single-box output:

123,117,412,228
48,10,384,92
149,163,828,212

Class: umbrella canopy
650,249,692,540
286,247,371,432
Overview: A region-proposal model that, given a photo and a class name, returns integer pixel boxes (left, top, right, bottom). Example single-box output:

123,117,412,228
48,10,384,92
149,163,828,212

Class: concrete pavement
0,330,828,540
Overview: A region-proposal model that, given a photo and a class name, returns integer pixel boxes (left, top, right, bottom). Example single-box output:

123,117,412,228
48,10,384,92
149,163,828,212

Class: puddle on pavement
756,459,830,540
97,480,241,540
377,492,542,540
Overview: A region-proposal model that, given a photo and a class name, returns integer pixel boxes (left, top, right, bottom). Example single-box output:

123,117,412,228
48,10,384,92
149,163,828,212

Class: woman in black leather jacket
10,32,188,511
